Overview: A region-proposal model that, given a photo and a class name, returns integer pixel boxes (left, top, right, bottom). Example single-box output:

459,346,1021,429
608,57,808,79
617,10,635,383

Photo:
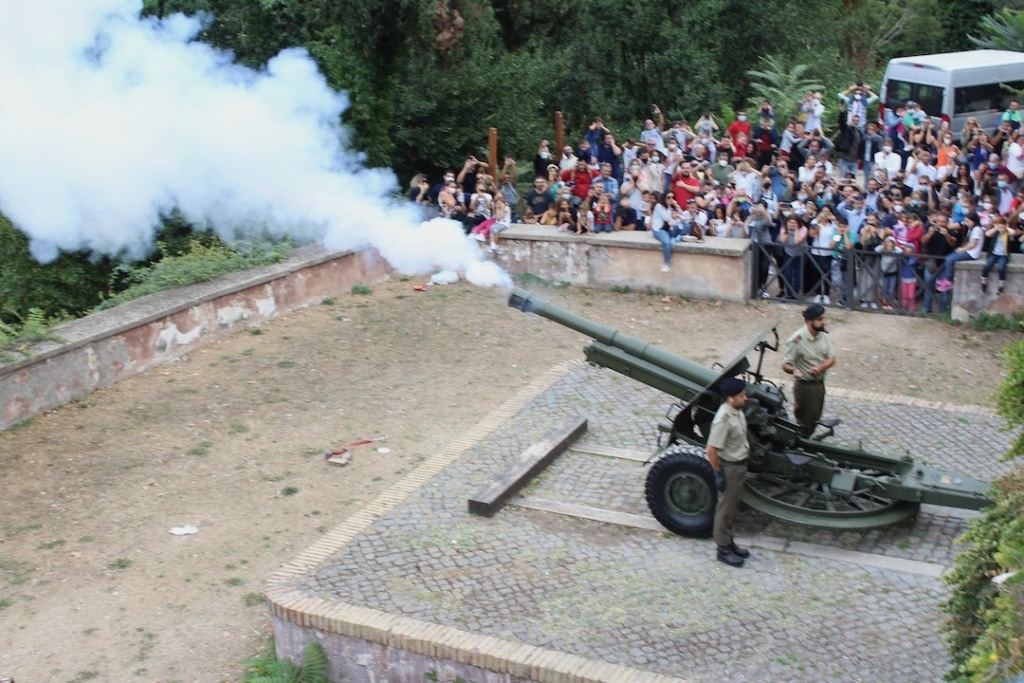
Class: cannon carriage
508,287,992,537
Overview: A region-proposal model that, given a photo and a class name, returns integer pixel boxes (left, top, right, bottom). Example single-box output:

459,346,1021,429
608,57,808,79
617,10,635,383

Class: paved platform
268,362,1015,683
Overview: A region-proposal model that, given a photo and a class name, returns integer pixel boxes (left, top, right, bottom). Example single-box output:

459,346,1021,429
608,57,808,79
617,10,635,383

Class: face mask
894,205,904,213
738,115,747,122
989,162,999,169
540,151,550,159
883,146,892,153
911,200,922,207
998,180,1008,189
944,138,952,145
718,158,727,166
797,193,808,201
854,94,862,101
983,202,994,210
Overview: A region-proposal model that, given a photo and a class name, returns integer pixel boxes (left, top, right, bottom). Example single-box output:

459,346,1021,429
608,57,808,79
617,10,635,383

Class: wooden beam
467,416,587,517
487,127,498,181
554,111,564,159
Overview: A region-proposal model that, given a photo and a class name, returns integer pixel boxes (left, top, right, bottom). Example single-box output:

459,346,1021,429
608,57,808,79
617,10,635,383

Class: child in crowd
875,235,903,310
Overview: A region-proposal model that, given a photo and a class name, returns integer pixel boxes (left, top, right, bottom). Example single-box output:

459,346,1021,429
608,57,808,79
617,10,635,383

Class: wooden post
488,127,498,180
554,111,565,157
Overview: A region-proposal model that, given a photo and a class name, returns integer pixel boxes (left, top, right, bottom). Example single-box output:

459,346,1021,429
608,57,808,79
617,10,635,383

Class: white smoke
0,0,510,287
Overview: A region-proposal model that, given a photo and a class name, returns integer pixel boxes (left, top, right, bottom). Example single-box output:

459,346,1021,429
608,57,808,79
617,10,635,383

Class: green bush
0,215,115,322
0,308,62,360
243,641,328,683
998,341,1024,463
945,339,1024,681
973,312,1024,333
95,238,291,311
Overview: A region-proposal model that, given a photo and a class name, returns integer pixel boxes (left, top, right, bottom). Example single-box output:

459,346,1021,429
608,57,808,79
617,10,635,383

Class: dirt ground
0,278,1017,683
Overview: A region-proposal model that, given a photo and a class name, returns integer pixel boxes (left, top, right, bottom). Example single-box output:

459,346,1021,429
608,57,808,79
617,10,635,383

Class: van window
884,79,945,114
954,81,1024,115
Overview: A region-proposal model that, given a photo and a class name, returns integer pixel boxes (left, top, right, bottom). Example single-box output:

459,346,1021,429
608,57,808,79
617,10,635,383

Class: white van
881,49,1024,133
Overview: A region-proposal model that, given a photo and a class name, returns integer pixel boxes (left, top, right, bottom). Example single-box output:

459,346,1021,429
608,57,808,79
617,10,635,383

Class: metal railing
750,241,950,315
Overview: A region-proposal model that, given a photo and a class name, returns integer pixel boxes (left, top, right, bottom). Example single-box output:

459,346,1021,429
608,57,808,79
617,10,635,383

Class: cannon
508,287,992,537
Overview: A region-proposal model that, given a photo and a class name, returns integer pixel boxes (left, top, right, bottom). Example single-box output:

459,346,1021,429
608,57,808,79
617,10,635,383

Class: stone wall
950,253,1024,322
0,246,389,430
272,616,538,683
494,225,750,301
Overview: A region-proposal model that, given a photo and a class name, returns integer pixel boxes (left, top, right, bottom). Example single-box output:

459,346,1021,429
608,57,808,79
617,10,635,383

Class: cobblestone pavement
302,364,1016,683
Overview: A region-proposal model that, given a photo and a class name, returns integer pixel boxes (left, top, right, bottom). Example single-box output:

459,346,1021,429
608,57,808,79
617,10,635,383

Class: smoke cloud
0,0,510,287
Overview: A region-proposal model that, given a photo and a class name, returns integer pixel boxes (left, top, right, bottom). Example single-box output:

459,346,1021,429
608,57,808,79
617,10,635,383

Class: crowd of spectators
413,86,1024,306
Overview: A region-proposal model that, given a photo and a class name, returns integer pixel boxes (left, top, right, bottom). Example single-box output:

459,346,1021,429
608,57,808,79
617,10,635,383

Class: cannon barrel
508,287,719,388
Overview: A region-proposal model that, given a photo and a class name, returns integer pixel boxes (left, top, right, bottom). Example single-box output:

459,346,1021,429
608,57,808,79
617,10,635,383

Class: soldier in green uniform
781,304,836,437
706,377,751,568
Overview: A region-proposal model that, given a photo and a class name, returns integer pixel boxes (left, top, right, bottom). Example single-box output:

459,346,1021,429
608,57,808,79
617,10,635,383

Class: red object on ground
414,284,428,292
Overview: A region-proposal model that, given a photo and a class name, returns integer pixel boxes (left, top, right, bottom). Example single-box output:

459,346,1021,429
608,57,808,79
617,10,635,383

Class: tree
745,56,825,123
970,8,1024,51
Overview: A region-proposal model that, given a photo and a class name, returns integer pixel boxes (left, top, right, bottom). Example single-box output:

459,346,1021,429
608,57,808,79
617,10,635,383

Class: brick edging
265,359,688,683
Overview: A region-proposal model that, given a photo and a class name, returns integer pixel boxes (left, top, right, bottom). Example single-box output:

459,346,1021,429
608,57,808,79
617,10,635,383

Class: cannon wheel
741,471,920,530
645,446,717,538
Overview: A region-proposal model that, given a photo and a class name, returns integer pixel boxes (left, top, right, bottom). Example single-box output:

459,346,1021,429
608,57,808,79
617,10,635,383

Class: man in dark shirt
595,132,623,182
525,177,553,216
614,196,640,231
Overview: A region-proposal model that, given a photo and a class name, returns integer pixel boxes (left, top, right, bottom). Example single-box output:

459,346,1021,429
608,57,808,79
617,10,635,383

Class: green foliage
746,56,826,123
972,312,1024,333
945,470,1024,681
0,308,61,360
945,340,1024,680
996,340,1024,462
243,642,328,683
95,238,291,311
350,284,373,295
0,215,115,322
970,8,1024,51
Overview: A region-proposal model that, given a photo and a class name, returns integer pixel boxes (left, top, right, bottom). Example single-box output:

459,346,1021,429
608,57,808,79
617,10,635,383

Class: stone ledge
500,223,749,257
1,245,388,428
0,244,348,377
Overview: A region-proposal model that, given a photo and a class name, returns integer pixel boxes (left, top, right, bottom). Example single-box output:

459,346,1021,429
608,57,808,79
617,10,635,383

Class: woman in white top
649,193,677,272
809,208,838,303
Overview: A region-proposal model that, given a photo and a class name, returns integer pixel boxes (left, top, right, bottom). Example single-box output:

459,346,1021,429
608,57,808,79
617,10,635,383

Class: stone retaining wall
951,254,1024,322
493,225,750,302
0,246,388,430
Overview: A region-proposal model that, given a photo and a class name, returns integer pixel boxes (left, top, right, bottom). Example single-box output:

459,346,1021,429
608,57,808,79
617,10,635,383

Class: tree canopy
139,0,998,180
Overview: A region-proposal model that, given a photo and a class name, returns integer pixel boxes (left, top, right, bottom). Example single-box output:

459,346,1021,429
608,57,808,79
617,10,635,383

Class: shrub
243,641,328,683
0,215,114,321
95,238,291,310
945,339,1024,681
0,308,62,361
972,312,1024,333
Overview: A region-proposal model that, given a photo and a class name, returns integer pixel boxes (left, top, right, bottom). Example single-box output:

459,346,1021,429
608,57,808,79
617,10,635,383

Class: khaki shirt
707,403,749,463
782,326,834,379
